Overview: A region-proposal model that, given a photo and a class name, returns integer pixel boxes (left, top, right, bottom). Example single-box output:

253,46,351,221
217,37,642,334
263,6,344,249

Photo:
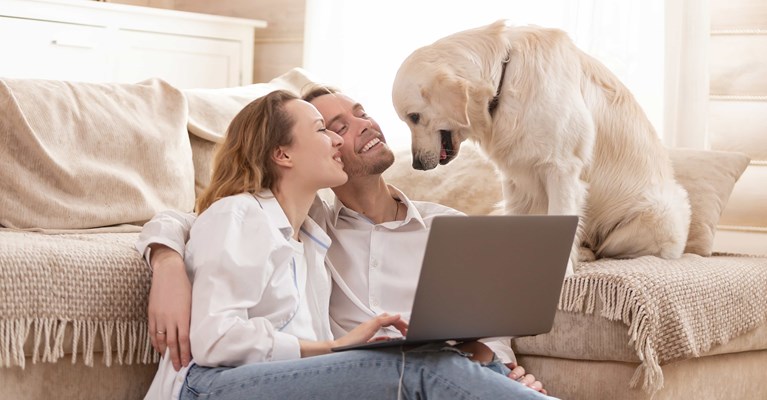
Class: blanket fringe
559,276,664,394
0,318,155,368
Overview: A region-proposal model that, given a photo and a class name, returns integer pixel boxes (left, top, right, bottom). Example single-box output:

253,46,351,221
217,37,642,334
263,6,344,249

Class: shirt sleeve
480,337,516,364
186,200,301,367
135,209,197,269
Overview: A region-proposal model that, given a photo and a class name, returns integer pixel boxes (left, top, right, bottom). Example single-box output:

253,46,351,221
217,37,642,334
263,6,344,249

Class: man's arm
135,210,196,371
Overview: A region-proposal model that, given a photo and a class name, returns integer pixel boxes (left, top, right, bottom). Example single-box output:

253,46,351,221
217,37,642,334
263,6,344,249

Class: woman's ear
272,146,292,168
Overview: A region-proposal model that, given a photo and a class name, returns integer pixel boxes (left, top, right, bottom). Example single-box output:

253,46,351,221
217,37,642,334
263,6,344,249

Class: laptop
331,214,578,352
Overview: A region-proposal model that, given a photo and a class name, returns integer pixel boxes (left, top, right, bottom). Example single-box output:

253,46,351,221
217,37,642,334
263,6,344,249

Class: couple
137,85,553,399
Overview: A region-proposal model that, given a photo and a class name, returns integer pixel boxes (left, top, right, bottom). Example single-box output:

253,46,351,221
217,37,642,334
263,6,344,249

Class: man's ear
426,74,470,127
272,146,292,168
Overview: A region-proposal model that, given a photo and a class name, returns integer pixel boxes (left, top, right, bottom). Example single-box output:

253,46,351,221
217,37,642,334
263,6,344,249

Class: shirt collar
254,189,332,250
330,184,427,229
252,189,293,240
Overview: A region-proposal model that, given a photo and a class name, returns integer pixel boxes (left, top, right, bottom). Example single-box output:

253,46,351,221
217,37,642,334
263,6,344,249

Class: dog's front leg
544,167,587,277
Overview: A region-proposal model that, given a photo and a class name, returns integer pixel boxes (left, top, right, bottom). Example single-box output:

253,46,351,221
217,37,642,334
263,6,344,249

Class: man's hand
147,245,192,371
506,362,547,394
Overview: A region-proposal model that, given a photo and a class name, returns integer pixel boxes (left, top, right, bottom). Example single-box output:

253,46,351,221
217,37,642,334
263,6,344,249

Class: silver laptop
331,214,578,352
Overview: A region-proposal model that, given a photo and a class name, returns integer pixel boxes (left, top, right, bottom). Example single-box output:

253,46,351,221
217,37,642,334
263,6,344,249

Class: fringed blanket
559,253,767,394
0,231,157,368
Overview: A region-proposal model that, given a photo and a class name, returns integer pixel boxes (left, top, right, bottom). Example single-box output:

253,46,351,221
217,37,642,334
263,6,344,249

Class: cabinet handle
51,39,96,49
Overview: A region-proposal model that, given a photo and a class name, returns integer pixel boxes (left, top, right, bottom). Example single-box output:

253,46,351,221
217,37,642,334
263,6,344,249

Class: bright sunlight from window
304,0,664,151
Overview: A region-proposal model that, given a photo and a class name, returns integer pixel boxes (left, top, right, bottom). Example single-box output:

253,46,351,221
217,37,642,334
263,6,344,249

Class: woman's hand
147,245,192,371
333,313,409,349
300,313,408,357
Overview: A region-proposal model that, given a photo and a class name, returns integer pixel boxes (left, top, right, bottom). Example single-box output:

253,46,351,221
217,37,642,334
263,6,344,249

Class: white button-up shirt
310,186,514,363
140,192,333,400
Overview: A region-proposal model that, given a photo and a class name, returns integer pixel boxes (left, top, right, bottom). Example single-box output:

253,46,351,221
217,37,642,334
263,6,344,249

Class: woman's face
282,99,347,190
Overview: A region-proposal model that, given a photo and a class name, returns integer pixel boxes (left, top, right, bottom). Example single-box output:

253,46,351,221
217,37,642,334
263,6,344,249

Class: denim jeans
179,343,553,400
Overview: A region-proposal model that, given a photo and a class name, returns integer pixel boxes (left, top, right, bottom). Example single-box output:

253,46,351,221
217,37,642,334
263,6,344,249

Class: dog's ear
422,74,470,127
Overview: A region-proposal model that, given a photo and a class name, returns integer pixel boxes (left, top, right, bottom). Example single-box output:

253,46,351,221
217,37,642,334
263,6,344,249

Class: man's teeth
360,138,381,153
333,156,342,163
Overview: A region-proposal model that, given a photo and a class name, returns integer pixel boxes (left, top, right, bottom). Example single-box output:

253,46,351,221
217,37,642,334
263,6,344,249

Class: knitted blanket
559,253,767,394
0,231,156,368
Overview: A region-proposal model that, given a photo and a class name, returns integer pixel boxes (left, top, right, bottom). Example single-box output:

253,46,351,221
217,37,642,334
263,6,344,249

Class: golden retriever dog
391,20,691,275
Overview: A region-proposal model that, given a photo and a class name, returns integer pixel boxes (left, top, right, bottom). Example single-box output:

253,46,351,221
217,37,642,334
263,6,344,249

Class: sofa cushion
669,149,750,256
515,253,767,394
0,78,194,230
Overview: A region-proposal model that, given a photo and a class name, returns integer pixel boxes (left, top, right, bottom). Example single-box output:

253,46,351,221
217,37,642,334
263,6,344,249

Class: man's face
310,93,395,178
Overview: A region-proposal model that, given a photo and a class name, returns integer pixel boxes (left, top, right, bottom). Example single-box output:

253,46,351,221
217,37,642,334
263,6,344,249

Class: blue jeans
179,343,552,400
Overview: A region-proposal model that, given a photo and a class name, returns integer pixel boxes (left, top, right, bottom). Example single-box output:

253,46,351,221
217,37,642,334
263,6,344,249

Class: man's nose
354,118,373,134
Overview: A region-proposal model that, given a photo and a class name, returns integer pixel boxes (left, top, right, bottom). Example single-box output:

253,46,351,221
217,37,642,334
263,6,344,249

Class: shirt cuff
481,338,516,364
135,236,186,272
270,332,301,361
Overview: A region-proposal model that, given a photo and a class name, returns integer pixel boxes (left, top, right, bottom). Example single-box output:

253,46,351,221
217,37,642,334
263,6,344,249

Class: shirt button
371,298,379,307
371,260,378,268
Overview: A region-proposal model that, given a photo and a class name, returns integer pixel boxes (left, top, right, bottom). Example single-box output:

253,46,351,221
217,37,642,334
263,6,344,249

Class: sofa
1,68,766,400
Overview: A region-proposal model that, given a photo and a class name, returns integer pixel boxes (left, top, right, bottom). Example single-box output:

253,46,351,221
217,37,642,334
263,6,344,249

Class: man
137,84,547,394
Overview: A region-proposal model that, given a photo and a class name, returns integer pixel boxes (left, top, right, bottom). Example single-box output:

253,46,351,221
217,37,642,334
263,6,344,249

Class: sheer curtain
304,0,664,151
664,0,711,149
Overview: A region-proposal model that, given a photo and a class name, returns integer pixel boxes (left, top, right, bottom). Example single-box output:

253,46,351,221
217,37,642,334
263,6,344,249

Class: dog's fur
391,21,691,275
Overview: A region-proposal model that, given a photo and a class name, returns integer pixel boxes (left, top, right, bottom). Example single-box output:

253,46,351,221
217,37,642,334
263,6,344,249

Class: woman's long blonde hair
196,90,298,214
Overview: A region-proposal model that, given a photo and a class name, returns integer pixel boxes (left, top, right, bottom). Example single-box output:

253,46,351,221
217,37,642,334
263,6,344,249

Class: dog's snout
412,157,426,170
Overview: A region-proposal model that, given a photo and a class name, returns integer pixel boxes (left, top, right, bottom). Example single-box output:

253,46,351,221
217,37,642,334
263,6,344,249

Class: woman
145,90,551,400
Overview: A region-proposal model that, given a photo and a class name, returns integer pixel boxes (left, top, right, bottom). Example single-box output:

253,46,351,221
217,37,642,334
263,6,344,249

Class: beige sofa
1,70,766,400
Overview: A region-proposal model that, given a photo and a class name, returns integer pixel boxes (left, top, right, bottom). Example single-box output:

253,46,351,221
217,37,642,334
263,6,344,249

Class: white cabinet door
0,17,110,82
113,30,242,89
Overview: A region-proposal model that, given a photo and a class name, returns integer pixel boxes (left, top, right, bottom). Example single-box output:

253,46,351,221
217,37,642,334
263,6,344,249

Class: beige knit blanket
0,231,156,368
0,78,194,231
560,253,767,394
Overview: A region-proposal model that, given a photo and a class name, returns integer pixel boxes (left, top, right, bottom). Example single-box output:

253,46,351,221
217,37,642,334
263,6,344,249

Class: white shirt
310,186,514,363
140,192,333,400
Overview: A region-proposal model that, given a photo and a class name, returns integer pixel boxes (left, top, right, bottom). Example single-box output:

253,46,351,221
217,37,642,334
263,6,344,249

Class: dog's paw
578,246,596,262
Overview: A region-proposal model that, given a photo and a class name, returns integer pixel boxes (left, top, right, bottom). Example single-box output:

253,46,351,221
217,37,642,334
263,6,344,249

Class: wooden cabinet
0,0,267,88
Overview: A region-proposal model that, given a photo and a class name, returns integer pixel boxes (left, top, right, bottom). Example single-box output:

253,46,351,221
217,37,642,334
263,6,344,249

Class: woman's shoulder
198,193,266,224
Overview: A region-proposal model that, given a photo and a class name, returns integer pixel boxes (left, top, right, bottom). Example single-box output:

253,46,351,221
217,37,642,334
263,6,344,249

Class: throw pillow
0,78,194,230
668,148,750,256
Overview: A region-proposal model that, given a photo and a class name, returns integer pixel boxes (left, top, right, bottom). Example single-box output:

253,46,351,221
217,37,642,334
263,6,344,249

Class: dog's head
392,63,468,170
392,32,501,170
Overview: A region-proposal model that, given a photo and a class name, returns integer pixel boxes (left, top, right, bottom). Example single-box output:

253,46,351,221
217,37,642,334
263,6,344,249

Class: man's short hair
301,83,342,103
